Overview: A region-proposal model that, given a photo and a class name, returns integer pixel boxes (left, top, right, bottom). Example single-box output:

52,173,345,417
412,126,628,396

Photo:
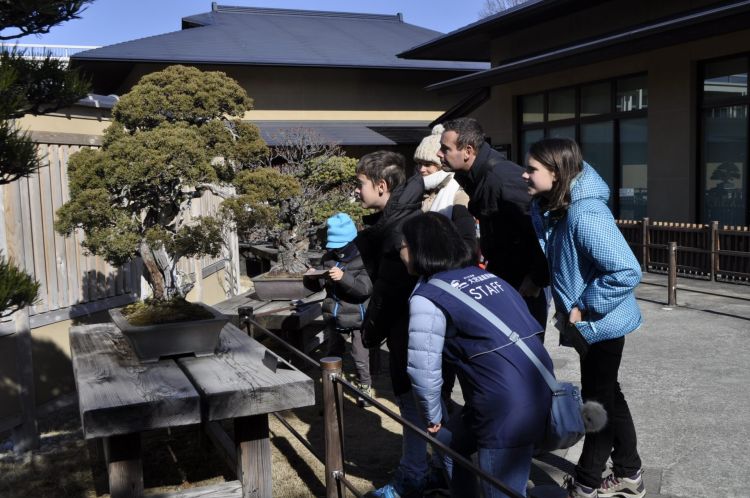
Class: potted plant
55,65,268,361
222,128,364,300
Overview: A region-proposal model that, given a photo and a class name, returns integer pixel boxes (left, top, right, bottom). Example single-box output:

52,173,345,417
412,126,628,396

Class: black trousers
575,336,642,488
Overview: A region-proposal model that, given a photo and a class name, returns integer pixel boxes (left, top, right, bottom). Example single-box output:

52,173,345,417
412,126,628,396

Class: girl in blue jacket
523,138,645,498
401,212,552,498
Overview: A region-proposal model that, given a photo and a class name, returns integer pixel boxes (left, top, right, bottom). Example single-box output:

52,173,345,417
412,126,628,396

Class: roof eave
398,0,598,62
426,0,750,92
71,56,485,72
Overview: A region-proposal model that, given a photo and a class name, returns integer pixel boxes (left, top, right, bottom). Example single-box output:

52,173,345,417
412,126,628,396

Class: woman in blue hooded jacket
401,212,552,498
523,138,645,498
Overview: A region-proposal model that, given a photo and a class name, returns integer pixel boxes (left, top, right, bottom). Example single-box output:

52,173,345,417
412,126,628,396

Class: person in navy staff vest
400,212,553,498
523,138,645,498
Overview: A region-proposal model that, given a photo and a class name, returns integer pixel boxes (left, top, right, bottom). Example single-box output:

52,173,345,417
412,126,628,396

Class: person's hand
518,274,541,298
427,422,442,434
328,267,344,281
569,306,583,324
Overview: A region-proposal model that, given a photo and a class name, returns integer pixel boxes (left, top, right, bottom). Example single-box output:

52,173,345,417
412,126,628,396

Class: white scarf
423,171,460,218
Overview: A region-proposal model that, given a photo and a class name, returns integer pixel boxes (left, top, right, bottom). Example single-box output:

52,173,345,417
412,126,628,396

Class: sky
4,0,491,48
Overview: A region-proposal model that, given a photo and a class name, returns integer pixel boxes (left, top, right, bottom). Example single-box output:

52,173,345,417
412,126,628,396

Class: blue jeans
396,392,430,482
436,409,533,498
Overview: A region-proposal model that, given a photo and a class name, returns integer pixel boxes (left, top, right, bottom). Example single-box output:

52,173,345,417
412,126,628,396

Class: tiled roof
72,5,487,71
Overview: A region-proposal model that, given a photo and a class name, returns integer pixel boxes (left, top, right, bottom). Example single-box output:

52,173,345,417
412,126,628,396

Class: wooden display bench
70,322,315,498
213,289,327,357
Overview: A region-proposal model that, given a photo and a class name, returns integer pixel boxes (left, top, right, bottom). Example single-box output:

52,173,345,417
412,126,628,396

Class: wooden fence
617,217,750,284
0,142,238,329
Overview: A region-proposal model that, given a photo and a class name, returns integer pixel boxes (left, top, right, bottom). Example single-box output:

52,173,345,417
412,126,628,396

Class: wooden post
710,221,719,281
641,217,650,271
668,242,677,306
103,433,143,498
235,414,272,498
321,357,345,498
11,307,39,453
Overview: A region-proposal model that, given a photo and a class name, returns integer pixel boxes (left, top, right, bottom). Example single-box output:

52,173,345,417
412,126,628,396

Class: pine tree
0,0,92,316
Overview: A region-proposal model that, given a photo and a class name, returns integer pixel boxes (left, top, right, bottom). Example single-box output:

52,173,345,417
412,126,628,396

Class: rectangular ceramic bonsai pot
109,302,229,363
251,273,315,301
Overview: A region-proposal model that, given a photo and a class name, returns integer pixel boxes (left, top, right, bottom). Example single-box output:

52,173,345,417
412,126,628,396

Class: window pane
522,94,544,124
702,105,748,226
580,121,615,211
520,129,544,161
549,125,575,140
617,75,648,112
619,118,648,220
581,82,611,117
703,58,748,105
548,88,575,121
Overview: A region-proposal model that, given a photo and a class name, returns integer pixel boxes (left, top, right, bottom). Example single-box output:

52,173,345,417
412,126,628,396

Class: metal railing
237,307,526,498
0,43,100,60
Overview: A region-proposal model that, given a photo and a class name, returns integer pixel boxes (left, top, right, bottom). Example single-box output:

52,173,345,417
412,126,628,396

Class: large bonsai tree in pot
55,65,267,358
222,128,364,298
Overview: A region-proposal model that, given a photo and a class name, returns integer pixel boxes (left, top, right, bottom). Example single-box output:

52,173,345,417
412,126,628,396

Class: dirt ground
0,346,407,498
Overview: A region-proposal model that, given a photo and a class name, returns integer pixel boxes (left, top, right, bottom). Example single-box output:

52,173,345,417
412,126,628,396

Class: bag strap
427,279,561,392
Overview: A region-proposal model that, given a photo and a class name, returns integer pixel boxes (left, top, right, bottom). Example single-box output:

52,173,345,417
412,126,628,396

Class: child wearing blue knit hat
304,213,374,407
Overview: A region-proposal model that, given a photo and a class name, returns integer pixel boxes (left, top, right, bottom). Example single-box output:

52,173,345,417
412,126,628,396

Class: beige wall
475,28,750,222
115,63,471,118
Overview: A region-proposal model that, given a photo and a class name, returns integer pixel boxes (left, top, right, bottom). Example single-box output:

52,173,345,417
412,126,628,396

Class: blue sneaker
366,483,402,498
367,469,425,498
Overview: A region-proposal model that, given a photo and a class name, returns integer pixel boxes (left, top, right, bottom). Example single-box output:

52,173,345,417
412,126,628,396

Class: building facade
402,0,750,225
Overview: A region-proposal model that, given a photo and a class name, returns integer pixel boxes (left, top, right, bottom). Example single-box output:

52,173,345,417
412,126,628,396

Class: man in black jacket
438,117,550,330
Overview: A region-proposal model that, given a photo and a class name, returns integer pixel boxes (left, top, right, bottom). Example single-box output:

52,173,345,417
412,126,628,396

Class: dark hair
441,117,485,151
401,212,475,277
528,138,583,213
356,150,406,191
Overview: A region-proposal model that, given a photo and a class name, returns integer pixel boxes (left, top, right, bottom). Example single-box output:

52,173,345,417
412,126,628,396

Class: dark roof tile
73,5,487,71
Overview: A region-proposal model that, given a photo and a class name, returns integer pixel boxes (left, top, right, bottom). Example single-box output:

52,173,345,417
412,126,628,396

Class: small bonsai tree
0,0,92,316
223,128,364,274
56,65,267,301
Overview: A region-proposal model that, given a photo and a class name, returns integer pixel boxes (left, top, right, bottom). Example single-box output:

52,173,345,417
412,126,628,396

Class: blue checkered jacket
530,162,642,344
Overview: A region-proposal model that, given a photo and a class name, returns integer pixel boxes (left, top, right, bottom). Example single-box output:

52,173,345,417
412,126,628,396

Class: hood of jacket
569,162,610,207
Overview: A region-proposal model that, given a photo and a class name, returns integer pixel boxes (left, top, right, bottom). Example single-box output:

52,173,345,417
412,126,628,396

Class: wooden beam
11,308,39,452
145,480,242,498
235,415,272,498
29,130,102,146
70,324,201,439
103,433,143,498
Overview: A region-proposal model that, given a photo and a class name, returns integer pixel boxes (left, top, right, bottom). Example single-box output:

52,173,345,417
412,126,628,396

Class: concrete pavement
527,274,750,497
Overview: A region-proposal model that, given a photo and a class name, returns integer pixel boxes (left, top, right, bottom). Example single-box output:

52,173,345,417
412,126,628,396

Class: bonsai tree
56,65,267,301
0,0,92,316
223,128,364,274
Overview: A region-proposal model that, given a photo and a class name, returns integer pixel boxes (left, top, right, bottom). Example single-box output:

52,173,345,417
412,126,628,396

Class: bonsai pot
251,272,315,301
109,302,229,363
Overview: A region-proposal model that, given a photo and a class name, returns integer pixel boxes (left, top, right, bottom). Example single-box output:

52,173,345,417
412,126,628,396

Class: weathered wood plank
18,177,35,296
11,308,39,452
49,144,70,309
235,415,271,498
28,148,49,313
104,433,144,498
38,145,60,310
177,324,315,421
145,480,242,498
70,324,201,439
61,145,82,305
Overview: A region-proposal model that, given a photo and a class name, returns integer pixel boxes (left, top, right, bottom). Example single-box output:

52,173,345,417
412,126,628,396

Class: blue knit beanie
326,212,357,249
